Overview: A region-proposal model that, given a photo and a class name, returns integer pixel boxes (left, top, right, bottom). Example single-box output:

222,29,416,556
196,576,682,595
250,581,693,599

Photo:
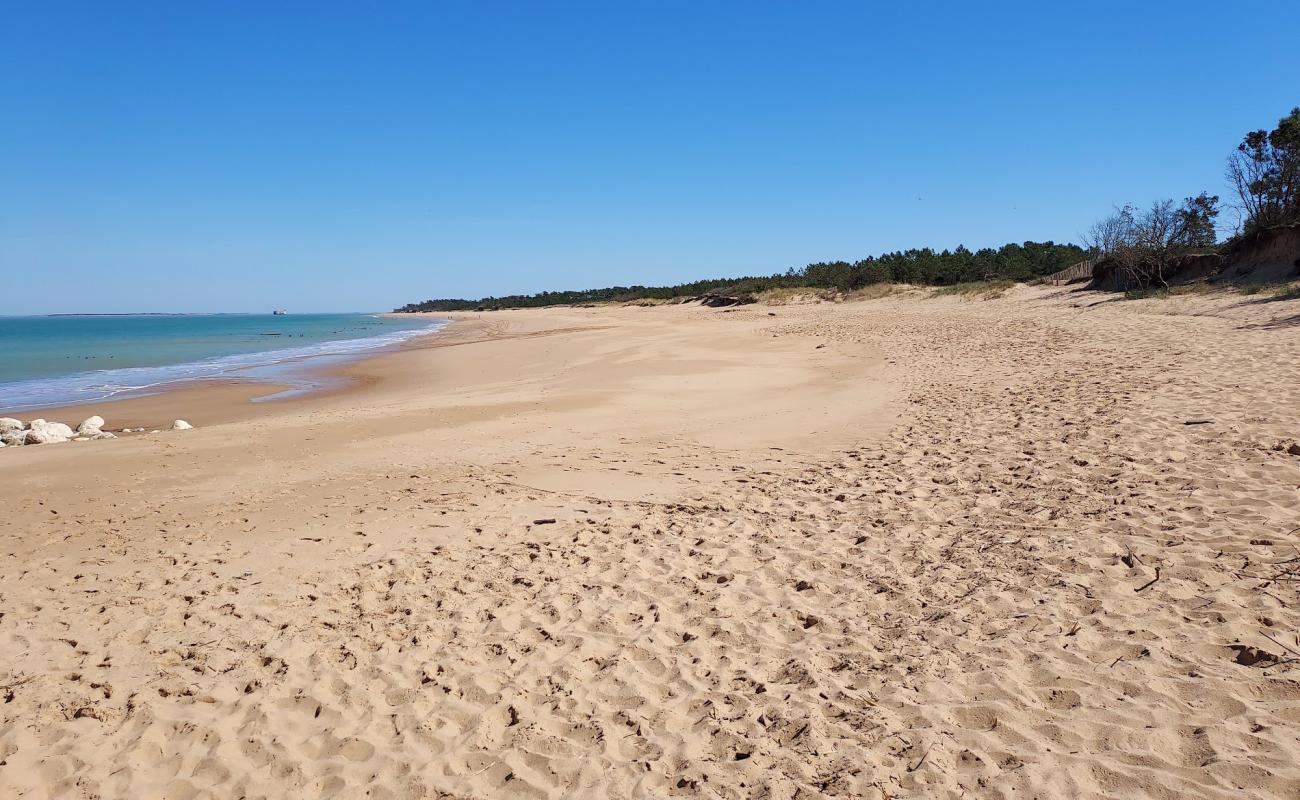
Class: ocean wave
0,318,447,412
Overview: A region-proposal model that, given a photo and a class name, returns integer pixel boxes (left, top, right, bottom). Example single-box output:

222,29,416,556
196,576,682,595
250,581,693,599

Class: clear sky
2,2,1297,314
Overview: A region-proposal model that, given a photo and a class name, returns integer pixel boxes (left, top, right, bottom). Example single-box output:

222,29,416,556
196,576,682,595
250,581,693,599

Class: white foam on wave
0,317,447,412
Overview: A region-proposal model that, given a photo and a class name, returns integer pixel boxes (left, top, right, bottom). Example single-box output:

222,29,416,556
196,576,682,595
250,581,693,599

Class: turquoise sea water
0,313,444,413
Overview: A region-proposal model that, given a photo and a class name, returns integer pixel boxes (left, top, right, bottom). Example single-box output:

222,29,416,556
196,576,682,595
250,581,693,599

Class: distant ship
272,309,288,315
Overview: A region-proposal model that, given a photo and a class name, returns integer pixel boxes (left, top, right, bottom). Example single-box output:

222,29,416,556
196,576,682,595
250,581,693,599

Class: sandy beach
2,285,1299,799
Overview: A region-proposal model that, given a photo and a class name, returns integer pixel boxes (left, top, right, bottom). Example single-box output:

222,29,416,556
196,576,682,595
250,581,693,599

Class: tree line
395,240,1087,312
398,105,1299,311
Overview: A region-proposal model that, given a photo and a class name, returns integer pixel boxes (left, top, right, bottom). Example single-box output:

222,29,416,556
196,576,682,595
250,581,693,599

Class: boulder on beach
1,430,25,447
25,420,74,445
25,421,74,447
0,418,23,434
171,420,193,431
25,430,66,444
76,416,106,435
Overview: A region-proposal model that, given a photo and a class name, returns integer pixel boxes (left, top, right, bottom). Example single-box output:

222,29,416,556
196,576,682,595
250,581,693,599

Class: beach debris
1228,644,1279,667
532,518,557,525
696,291,756,307
171,420,194,431
1135,566,1163,592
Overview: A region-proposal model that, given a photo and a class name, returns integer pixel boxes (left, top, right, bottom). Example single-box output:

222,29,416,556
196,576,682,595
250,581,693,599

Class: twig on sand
907,744,933,773
1264,657,1297,675
1261,631,1300,659
1182,419,1214,425
1135,567,1162,592
0,675,35,691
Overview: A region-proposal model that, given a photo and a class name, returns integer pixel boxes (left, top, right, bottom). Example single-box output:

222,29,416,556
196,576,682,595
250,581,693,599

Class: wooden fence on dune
1044,258,1097,286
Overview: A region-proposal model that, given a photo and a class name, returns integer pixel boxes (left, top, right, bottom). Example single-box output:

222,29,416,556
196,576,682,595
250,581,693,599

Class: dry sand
1,285,1299,799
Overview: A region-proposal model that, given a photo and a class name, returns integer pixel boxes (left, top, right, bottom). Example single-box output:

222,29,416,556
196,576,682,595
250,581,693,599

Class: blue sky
2,2,1297,314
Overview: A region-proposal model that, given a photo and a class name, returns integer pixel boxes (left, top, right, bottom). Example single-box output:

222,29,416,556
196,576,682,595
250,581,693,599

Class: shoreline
0,315,460,430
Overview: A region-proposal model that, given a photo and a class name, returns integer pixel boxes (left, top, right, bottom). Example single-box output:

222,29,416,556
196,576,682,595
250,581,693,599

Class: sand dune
2,286,1299,798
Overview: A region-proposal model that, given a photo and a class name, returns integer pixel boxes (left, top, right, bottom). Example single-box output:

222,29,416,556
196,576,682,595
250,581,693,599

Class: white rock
76,416,106,435
91,431,117,440
0,430,25,447
25,431,64,444
171,420,193,431
0,441,6,447
25,420,74,444
36,420,73,437
0,418,23,434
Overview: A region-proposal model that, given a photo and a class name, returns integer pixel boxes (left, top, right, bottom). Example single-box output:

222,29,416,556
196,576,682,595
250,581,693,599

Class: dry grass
1238,279,1300,299
758,283,916,305
620,297,675,307
754,287,835,305
929,280,1016,300
845,283,911,301
1122,282,1223,301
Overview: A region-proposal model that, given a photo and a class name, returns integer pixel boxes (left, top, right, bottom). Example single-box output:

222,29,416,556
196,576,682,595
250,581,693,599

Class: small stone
171,420,193,431
1287,443,1300,456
